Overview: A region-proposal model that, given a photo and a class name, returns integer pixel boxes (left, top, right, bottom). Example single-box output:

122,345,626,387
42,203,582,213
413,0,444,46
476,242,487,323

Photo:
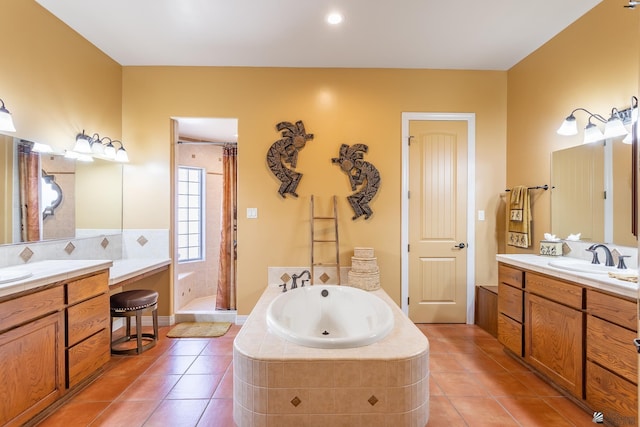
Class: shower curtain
216,145,237,310
18,142,40,242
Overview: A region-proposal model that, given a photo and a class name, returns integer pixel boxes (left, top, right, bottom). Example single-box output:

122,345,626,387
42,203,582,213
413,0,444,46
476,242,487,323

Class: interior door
408,120,468,323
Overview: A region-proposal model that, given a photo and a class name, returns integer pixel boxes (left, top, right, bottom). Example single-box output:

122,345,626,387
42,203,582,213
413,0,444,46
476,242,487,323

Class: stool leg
136,310,143,354
126,316,131,339
152,307,159,340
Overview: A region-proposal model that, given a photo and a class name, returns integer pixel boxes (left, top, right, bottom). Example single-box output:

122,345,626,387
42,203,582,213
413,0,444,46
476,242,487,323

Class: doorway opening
172,117,238,323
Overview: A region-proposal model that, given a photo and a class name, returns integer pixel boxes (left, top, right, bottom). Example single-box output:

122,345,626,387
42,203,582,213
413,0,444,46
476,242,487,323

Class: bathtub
234,284,429,426
266,285,394,348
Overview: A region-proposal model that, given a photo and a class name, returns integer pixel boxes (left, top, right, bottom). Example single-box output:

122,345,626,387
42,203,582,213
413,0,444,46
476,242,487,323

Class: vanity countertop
497,254,638,299
0,259,113,299
0,257,172,299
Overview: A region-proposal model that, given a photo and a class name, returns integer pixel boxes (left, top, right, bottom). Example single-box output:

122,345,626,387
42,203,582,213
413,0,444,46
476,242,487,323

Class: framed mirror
551,138,635,247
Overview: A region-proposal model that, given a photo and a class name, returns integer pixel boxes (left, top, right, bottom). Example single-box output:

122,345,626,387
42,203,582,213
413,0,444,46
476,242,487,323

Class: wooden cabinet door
524,293,583,398
0,311,65,427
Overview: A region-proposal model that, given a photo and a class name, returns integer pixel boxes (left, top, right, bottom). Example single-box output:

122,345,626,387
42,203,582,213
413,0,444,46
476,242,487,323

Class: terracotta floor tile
476,370,542,397
197,398,234,427
90,400,159,427
186,355,233,375
213,369,234,399
147,354,197,375
201,337,235,355
429,353,467,372
485,351,532,373
451,351,510,373
497,396,575,426
166,339,210,355
427,395,467,426
71,375,133,402
143,399,209,427
511,372,565,397
117,374,181,401
449,396,520,426
165,374,223,399
543,396,598,426
35,401,109,427
430,372,489,397
103,355,156,377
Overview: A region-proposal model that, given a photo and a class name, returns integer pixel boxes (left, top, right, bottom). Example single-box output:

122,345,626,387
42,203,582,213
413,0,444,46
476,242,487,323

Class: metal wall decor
266,120,314,198
332,144,381,220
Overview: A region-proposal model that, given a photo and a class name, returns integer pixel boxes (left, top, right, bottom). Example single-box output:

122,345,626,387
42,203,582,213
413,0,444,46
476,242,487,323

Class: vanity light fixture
327,12,343,25
0,98,16,132
557,101,636,144
622,96,638,144
73,131,130,162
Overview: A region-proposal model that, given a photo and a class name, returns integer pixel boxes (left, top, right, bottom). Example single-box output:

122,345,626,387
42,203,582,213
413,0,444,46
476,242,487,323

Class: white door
408,120,468,323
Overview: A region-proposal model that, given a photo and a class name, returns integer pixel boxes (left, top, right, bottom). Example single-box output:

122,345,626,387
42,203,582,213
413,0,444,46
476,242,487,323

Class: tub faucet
586,244,614,267
291,270,311,289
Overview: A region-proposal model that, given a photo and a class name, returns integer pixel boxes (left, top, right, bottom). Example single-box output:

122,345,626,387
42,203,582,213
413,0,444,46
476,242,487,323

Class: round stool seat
110,289,159,355
111,290,159,312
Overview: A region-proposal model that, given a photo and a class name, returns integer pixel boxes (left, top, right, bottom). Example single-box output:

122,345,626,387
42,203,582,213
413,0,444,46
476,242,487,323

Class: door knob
453,243,466,249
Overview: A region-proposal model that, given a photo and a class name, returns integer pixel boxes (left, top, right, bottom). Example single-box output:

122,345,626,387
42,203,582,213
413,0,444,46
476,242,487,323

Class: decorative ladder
310,195,341,285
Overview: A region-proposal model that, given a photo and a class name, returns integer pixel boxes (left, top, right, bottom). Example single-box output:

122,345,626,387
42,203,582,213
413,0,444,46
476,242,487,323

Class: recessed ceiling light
326,12,343,25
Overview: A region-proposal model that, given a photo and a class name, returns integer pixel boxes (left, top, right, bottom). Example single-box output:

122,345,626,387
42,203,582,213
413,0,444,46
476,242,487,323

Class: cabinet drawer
67,271,109,305
586,316,637,384
586,361,637,427
0,286,64,333
67,293,109,347
499,264,523,288
586,289,637,332
526,272,582,309
67,328,110,388
498,313,522,356
498,282,523,322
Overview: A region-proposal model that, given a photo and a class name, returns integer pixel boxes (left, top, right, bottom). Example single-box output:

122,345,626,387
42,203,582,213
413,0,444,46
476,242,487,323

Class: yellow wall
507,0,640,253
122,67,507,313
0,0,122,149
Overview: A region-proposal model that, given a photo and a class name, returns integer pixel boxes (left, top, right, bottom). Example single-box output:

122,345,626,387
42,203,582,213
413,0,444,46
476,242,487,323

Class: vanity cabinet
497,264,524,356
66,271,110,388
524,273,583,398
585,289,637,426
0,286,65,427
0,268,110,426
497,261,639,425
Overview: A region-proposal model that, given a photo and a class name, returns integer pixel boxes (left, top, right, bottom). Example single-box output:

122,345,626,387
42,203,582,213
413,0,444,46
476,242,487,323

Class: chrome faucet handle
586,249,600,264
301,279,309,287
290,275,298,289
279,282,287,292
617,255,631,270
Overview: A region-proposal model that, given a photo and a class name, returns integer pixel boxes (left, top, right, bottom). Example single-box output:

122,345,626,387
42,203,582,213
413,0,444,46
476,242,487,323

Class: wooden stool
110,289,159,355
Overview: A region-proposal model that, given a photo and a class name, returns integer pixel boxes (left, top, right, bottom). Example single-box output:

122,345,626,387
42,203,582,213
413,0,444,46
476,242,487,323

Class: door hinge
407,297,410,305
408,190,410,199
408,135,414,146
407,244,410,252
604,190,607,199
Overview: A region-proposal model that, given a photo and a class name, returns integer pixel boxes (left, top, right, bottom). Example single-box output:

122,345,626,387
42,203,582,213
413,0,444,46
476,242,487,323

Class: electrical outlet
247,207,258,219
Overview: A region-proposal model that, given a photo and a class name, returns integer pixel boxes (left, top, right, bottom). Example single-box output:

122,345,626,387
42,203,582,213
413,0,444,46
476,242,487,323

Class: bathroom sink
548,260,636,276
0,270,33,284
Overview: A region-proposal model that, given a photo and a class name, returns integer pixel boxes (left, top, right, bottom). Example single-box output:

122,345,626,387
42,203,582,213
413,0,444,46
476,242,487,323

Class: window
177,166,204,262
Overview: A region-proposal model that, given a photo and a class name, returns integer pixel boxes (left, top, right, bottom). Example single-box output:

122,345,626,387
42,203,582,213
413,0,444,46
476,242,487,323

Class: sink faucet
586,244,615,267
291,270,311,289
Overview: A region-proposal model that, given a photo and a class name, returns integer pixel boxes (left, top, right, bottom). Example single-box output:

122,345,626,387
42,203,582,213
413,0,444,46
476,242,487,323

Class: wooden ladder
310,195,341,285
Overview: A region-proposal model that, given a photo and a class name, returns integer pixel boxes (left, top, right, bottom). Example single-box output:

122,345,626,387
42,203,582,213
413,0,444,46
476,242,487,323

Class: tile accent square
280,273,291,283
368,395,379,406
101,237,110,249
319,272,330,283
20,247,34,262
137,235,149,246
64,242,76,254
290,396,301,407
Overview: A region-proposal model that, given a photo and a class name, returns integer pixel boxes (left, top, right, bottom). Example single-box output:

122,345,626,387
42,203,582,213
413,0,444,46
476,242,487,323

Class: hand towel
507,186,531,248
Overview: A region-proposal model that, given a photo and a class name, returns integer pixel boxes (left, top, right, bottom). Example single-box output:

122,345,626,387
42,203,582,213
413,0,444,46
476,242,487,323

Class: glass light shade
557,116,578,135
115,147,129,162
91,140,105,155
622,132,632,144
74,134,92,153
32,142,53,153
0,107,16,132
104,142,116,159
603,117,628,139
583,122,605,144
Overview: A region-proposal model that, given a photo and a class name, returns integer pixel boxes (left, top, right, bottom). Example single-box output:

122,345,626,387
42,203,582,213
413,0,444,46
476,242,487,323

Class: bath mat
167,322,231,338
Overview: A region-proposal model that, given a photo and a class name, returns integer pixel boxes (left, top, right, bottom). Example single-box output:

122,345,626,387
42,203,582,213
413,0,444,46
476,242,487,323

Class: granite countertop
496,254,638,299
109,258,171,286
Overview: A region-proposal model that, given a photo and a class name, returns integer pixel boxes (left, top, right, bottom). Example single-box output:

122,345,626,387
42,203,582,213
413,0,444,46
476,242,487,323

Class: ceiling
35,0,606,141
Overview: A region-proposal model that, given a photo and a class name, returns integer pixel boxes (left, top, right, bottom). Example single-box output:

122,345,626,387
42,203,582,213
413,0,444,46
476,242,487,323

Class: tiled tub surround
233,285,429,427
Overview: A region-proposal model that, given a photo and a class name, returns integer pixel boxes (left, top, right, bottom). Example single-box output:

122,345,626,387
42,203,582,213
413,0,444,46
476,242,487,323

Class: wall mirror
551,137,635,247
0,135,123,244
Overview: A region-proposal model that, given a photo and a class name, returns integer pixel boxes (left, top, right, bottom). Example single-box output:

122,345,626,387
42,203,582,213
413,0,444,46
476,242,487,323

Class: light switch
247,207,258,219
478,210,485,221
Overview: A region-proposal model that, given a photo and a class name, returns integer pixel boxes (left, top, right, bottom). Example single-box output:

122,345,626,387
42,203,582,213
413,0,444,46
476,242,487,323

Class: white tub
266,284,394,348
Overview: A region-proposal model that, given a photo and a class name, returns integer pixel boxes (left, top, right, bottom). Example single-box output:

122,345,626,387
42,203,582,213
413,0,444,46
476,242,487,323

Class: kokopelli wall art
266,120,314,198
332,144,381,220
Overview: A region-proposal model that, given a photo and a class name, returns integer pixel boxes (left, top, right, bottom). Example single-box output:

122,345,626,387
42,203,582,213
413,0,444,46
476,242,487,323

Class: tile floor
36,323,595,427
